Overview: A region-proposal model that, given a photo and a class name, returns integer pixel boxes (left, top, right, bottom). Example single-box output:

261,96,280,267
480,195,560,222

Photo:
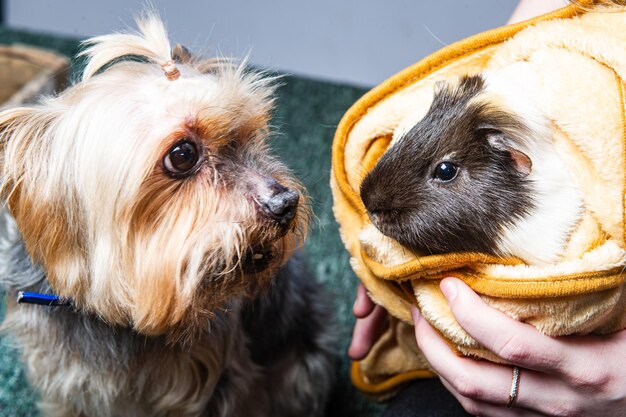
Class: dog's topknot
80,12,176,81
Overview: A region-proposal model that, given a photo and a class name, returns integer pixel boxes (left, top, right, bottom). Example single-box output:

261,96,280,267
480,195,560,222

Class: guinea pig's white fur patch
482,67,584,264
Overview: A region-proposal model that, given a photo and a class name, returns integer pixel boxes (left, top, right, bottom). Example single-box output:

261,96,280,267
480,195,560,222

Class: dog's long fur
0,14,335,417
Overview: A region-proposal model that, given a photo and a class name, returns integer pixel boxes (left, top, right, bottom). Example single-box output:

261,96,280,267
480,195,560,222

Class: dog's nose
262,184,299,226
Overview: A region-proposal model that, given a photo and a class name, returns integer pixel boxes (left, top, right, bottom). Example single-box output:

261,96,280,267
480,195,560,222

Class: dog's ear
0,107,35,171
172,44,192,64
486,130,532,177
197,57,237,74
171,44,232,74
0,107,55,199
0,107,34,134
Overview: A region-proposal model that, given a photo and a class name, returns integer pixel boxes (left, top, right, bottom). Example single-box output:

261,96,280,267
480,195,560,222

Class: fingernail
440,279,458,302
410,305,422,324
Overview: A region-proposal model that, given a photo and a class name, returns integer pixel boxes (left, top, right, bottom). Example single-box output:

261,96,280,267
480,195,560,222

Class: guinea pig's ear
486,131,532,177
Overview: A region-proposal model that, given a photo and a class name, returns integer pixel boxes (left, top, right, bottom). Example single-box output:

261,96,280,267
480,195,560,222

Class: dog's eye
434,162,459,182
163,139,201,177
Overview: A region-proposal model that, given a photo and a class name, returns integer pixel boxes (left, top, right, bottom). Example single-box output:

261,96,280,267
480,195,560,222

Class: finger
353,283,376,318
440,378,547,417
439,278,569,374
441,374,583,417
412,307,577,413
348,304,389,360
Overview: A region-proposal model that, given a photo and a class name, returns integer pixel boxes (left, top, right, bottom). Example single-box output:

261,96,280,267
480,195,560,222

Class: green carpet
0,27,384,416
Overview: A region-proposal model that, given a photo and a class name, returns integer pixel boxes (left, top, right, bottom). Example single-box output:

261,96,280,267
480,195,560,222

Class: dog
0,14,335,417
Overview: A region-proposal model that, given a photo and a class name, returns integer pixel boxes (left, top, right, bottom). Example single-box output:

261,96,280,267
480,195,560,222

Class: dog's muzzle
241,244,276,274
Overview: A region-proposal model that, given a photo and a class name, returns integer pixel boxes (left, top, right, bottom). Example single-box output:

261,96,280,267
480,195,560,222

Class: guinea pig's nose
361,187,382,215
361,178,388,226
261,183,299,227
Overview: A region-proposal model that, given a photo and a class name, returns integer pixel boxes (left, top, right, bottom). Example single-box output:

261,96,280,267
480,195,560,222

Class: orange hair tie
161,60,180,81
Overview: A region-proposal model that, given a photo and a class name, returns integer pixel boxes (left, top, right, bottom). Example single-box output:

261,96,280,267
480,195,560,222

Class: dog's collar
16,291,72,307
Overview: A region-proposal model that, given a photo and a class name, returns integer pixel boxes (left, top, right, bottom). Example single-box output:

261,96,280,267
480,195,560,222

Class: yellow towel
331,0,626,398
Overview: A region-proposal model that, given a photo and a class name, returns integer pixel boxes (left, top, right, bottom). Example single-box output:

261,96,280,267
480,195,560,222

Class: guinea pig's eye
163,139,202,177
434,162,459,182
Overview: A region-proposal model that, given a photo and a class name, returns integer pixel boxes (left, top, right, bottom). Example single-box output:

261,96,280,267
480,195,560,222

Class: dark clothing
383,379,471,417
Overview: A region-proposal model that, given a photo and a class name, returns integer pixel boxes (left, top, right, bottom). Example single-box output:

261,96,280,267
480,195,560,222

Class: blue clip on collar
16,291,72,308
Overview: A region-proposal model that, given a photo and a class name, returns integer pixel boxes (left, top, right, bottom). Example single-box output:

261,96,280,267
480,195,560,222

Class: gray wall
6,0,518,87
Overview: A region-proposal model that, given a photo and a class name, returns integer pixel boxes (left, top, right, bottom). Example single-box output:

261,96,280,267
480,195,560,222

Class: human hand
348,283,389,360
413,277,626,416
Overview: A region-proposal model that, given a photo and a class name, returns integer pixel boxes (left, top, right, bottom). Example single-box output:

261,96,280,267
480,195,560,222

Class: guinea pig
359,74,583,265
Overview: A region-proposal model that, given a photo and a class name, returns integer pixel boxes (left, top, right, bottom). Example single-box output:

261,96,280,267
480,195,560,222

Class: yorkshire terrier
0,14,335,417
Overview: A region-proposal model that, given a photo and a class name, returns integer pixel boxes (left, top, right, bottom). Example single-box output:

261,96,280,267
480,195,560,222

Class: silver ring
506,366,521,408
